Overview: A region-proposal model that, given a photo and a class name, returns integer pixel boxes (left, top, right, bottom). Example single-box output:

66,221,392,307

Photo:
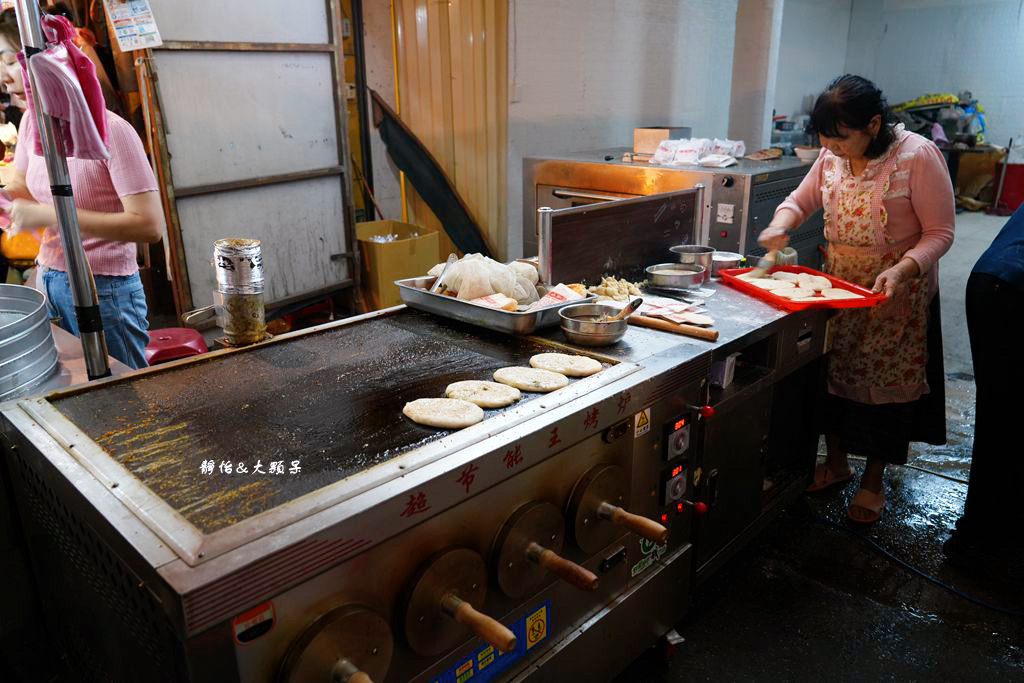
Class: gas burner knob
698,405,716,419
721,176,735,187
679,500,708,515
685,403,715,419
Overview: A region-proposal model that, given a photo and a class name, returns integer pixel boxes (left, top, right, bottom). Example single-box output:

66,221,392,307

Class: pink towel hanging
18,14,109,160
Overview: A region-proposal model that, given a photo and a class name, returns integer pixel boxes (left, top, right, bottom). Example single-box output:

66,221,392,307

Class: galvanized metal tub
0,284,58,400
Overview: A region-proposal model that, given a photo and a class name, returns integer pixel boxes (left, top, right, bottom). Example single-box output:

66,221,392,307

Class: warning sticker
232,601,275,645
526,605,548,650
432,601,551,683
455,658,474,682
716,202,735,224
634,408,651,437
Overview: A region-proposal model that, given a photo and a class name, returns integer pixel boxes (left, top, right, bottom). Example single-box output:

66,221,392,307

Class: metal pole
15,0,110,379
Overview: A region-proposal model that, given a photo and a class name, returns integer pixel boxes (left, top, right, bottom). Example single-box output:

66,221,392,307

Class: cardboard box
633,126,692,155
356,220,440,310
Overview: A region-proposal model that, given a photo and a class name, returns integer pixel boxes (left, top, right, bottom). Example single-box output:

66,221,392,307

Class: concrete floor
616,211,1024,682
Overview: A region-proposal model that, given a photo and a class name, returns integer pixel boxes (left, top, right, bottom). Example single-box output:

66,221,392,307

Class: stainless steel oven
524,149,825,267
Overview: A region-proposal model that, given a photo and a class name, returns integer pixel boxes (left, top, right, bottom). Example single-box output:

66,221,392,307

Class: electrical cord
831,453,971,485
813,514,1024,618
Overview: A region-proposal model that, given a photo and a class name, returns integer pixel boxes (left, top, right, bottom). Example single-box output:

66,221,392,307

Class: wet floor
615,212,1024,682
614,378,1023,681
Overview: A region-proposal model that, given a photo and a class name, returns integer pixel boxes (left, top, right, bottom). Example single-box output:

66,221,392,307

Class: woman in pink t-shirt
759,75,955,523
0,21,163,369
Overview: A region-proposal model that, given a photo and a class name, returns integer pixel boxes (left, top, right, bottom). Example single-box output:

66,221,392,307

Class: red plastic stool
145,327,208,365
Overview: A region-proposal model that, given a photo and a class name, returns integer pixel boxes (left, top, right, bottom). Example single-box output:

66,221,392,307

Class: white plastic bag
649,139,680,165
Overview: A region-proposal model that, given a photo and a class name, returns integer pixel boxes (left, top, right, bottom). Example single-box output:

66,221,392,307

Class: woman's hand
872,258,920,302
9,199,56,233
758,225,790,251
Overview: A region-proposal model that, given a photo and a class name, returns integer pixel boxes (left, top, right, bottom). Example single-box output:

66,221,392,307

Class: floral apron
822,141,931,405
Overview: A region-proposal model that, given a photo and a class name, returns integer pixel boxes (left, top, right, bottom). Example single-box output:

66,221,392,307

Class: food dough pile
737,270,863,301
402,353,604,429
588,276,643,302
428,254,540,305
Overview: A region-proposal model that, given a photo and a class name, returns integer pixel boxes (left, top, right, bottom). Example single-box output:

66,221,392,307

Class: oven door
536,185,641,210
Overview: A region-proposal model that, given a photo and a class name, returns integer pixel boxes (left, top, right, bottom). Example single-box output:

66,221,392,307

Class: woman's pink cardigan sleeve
774,150,826,224
901,142,955,274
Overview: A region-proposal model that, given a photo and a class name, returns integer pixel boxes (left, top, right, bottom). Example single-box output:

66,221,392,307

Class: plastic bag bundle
650,139,680,165
671,138,712,166
427,254,539,304
712,138,746,157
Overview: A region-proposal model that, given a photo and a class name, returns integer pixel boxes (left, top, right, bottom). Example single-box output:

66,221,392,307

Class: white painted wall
728,0,785,150
507,0,740,258
774,0,851,119
845,0,1024,145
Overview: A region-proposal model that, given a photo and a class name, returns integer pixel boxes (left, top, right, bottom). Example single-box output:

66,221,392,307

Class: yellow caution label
634,408,651,437
525,605,548,650
456,658,474,682
477,645,495,669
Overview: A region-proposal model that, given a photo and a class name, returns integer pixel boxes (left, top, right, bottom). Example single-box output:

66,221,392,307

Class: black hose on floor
813,514,1024,618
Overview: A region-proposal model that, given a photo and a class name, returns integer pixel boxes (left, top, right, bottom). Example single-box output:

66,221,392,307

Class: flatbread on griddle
445,380,521,408
403,398,484,429
529,353,602,377
493,366,568,393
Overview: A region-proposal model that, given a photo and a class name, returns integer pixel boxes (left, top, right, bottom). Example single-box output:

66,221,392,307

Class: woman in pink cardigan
760,75,955,523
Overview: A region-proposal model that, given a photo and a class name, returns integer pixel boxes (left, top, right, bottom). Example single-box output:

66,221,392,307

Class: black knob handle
721,176,734,187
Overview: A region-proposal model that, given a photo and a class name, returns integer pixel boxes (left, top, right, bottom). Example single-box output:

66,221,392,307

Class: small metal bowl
559,304,628,346
645,263,705,289
670,245,715,282
710,251,744,277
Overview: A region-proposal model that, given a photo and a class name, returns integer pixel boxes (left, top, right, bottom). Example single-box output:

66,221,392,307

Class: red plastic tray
718,265,887,311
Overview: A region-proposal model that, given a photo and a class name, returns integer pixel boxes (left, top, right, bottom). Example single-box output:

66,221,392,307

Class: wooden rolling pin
597,502,669,544
527,542,599,591
629,314,719,342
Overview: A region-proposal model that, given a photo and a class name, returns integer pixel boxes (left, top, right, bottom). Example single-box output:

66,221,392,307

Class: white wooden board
148,0,330,44
178,177,350,305
154,51,339,188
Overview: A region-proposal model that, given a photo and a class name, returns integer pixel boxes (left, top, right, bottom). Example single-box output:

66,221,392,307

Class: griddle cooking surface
53,311,599,533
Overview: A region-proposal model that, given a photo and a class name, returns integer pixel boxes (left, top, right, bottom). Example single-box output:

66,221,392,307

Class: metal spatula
747,249,778,279
429,253,458,294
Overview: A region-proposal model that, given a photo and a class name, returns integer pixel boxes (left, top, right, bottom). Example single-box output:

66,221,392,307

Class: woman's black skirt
823,292,947,465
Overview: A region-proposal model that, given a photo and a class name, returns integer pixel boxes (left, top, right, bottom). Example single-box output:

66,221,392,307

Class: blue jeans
41,268,150,369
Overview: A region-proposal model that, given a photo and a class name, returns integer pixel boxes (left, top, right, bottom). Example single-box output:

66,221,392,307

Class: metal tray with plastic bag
395,276,595,334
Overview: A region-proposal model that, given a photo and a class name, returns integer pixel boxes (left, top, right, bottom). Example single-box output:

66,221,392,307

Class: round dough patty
529,352,602,377
747,278,795,290
403,398,484,429
445,380,521,408
493,366,568,393
821,287,863,300
773,287,819,300
771,271,801,282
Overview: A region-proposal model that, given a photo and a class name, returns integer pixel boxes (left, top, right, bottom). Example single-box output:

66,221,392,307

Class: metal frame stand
15,0,110,379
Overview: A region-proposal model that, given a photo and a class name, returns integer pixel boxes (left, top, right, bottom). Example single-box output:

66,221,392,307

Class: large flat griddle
51,310,613,534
